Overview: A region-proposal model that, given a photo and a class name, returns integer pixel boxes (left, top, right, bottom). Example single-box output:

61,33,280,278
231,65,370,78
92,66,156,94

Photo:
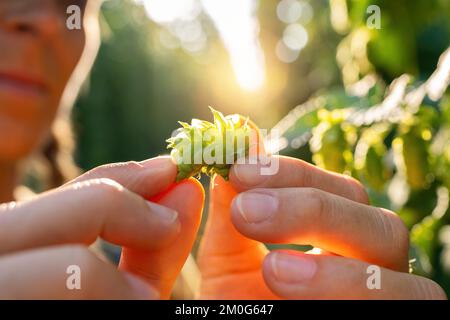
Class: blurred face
0,0,97,163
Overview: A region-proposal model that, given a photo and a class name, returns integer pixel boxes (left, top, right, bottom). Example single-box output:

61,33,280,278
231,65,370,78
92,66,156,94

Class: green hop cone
167,107,257,181
310,109,356,174
354,124,393,192
393,113,434,190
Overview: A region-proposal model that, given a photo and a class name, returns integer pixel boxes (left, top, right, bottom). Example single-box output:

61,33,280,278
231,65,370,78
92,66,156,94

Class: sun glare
137,0,201,23
201,0,266,91
138,0,266,92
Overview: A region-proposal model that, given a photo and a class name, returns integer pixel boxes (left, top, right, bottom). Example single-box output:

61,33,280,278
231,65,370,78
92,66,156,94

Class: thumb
119,178,204,299
198,175,268,277
198,118,268,277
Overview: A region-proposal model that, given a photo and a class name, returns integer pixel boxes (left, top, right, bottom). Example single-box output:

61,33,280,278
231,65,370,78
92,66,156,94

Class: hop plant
167,107,258,181
354,124,393,191
310,109,356,174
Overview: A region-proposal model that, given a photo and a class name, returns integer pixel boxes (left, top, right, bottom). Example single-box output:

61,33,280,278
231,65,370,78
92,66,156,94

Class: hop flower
167,107,258,181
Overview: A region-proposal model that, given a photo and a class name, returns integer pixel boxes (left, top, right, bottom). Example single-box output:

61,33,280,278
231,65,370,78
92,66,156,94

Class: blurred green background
72,0,450,294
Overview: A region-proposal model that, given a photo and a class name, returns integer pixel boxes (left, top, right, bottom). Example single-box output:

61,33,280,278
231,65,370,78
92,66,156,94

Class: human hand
0,156,204,299
198,155,446,299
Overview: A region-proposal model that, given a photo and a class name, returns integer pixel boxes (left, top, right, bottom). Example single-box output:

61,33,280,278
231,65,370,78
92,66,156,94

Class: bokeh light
277,0,303,24
138,0,201,23
283,23,308,51
275,0,312,64
201,0,266,91
277,0,313,25
137,0,266,91
275,40,300,63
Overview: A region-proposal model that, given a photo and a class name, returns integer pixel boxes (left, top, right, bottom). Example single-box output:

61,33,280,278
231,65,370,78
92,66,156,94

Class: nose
1,0,66,38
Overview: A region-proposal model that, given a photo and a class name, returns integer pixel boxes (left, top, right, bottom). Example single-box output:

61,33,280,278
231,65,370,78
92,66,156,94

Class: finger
0,178,180,254
198,120,267,266
67,156,177,200
0,245,159,299
262,250,447,300
231,188,409,271
196,175,274,299
230,155,369,204
246,117,266,158
119,178,204,299
198,176,268,275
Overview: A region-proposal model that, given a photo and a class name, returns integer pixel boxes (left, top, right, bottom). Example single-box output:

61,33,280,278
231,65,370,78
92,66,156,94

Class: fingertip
229,158,277,191
262,250,318,299
176,178,205,213
346,176,370,204
181,178,205,223
139,155,176,170
262,251,283,297
184,177,206,203
211,174,227,188
141,156,178,186
229,163,255,190
154,177,205,202
210,175,236,196
156,178,204,226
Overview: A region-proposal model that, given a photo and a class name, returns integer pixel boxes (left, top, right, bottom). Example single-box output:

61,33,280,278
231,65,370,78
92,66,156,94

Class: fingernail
232,162,269,186
235,192,278,223
270,252,317,283
140,156,175,169
146,201,178,224
124,273,160,300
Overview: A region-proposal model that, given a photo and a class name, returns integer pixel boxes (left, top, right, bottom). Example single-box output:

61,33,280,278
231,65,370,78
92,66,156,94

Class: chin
0,103,52,163
0,128,43,164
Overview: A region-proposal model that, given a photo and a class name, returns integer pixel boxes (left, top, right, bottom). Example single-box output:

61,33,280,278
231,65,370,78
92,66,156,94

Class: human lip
0,70,48,97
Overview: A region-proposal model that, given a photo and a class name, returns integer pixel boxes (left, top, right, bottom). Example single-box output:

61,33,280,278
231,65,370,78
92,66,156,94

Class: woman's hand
0,156,204,299
198,155,446,299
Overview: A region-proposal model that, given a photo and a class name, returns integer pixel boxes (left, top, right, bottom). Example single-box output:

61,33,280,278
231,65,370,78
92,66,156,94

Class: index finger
0,178,181,254
66,156,178,200
230,155,369,204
